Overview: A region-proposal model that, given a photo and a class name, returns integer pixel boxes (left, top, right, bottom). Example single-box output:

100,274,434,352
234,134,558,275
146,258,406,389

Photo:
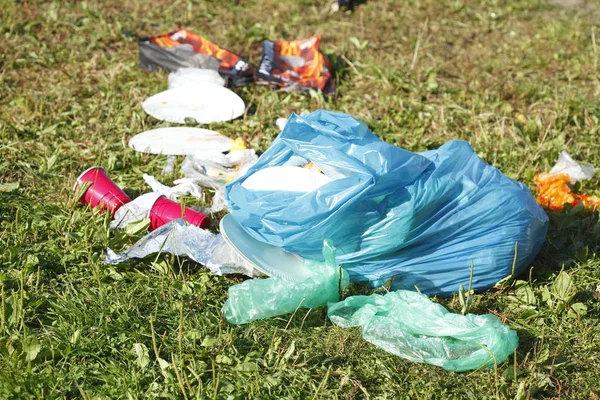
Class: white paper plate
128,127,233,155
142,85,245,124
219,214,313,283
241,166,333,192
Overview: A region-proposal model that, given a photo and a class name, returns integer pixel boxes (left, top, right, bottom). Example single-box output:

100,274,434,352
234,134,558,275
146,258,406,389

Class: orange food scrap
534,173,600,211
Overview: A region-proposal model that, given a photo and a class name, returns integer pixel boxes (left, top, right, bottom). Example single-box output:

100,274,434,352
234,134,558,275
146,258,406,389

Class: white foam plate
241,166,333,192
128,127,233,155
219,214,313,283
142,85,245,124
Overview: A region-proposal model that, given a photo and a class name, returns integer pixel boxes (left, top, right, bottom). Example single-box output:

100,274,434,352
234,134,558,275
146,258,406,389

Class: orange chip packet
534,173,600,211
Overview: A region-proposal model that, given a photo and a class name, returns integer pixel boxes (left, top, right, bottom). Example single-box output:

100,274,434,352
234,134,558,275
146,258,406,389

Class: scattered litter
105,219,258,276
535,151,599,211
179,159,225,188
139,29,254,87
127,127,250,191
226,110,549,295
535,175,600,211
75,104,535,374
168,68,225,89
72,166,207,230
142,85,245,124
327,290,518,372
257,36,335,94
222,239,349,324
73,167,131,214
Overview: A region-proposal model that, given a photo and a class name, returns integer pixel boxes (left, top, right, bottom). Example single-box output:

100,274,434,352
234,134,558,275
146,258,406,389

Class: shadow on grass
531,206,600,281
326,53,352,96
337,0,368,12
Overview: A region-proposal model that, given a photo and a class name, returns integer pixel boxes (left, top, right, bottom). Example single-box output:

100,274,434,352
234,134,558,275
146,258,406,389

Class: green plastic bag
223,240,349,325
327,291,518,372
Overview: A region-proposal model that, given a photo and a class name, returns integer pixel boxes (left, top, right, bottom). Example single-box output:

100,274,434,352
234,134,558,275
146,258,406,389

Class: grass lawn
1,0,600,398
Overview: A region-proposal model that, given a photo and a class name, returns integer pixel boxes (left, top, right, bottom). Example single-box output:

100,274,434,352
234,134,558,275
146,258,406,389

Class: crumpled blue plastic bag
226,110,548,295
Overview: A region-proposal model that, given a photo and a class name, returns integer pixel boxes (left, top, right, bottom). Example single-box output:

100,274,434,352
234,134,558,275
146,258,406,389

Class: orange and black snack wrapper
257,36,335,94
139,29,254,87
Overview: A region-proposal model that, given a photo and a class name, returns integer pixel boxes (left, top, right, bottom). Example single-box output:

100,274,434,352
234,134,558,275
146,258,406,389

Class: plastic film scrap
222,240,349,325
105,219,258,276
327,290,518,372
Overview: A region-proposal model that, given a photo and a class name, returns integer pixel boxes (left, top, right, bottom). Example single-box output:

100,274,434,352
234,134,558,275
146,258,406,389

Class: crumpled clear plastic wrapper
222,240,349,325
105,219,260,276
327,290,518,372
143,174,204,200
162,155,177,176
179,149,257,213
181,150,258,181
548,150,595,184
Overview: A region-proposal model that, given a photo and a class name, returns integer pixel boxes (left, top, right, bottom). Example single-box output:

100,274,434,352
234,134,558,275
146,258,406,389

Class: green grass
1,0,600,398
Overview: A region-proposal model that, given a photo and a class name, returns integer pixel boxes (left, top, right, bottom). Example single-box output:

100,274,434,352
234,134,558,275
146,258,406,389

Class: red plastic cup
73,166,131,215
149,196,210,230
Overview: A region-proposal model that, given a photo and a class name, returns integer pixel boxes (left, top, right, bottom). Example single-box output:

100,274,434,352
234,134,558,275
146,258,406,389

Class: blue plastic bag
226,110,548,295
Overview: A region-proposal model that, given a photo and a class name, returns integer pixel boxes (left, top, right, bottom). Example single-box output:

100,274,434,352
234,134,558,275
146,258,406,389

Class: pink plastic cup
149,196,210,231
73,166,131,215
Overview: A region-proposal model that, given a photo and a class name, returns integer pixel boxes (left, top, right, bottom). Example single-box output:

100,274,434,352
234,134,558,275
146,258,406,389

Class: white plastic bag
179,150,258,213
548,151,595,184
